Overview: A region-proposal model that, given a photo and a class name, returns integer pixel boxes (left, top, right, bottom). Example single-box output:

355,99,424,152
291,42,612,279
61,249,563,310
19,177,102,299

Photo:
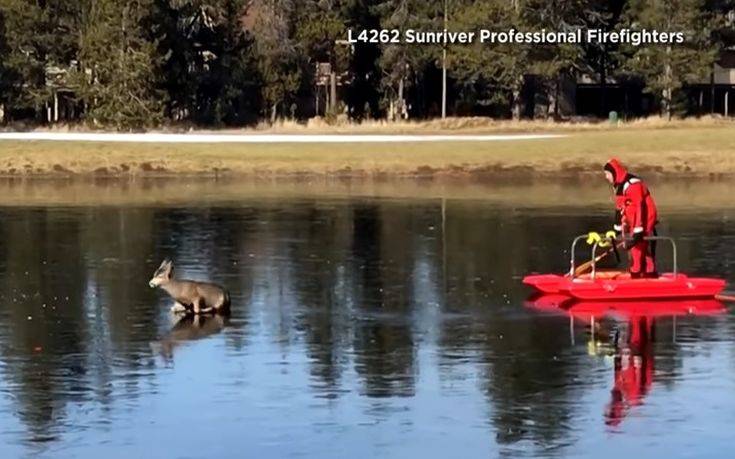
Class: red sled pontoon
523,235,726,301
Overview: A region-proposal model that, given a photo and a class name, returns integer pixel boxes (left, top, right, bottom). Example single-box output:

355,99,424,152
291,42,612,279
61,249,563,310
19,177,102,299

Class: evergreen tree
151,0,259,125
523,0,605,118
619,0,716,119
295,0,351,118
450,0,601,119
342,0,382,119
706,0,735,48
248,0,304,123
375,0,443,119
0,0,729,125
74,0,163,129
450,0,528,118
0,8,8,118
578,0,626,117
0,0,81,120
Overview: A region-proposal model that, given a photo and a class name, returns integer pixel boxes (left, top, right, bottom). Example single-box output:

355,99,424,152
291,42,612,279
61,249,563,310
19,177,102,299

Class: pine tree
450,0,528,118
74,0,163,129
151,0,259,125
619,0,716,119
0,0,81,120
450,0,602,119
523,0,605,118
294,0,351,118
342,0,382,119
296,1,350,68
0,8,8,119
248,0,304,123
375,0,443,119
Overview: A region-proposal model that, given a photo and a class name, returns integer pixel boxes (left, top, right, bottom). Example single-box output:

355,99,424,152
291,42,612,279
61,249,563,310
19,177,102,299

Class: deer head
149,258,174,288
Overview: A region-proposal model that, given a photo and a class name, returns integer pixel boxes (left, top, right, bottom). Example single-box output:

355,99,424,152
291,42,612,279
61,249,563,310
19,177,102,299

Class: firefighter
603,158,659,278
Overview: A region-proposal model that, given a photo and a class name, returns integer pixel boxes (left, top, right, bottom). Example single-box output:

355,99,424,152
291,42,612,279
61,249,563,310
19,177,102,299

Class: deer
149,258,230,315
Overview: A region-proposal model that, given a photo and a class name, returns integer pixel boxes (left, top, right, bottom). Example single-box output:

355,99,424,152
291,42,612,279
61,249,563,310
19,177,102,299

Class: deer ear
156,259,169,271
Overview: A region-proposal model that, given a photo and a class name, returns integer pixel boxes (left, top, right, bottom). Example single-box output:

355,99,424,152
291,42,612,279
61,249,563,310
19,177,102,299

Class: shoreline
0,176,733,208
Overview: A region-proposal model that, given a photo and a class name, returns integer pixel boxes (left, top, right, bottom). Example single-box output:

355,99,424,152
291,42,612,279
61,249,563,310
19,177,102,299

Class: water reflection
606,315,654,427
0,194,732,458
529,297,727,431
151,314,229,363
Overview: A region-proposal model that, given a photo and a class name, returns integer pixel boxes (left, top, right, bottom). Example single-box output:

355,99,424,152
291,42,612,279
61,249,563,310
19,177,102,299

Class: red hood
604,158,628,185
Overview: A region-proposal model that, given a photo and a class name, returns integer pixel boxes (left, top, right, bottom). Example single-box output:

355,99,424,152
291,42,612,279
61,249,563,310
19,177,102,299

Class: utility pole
441,0,447,119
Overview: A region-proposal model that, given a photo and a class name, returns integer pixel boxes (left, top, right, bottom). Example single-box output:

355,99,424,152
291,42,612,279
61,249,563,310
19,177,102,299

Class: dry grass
242,115,735,134
8,115,735,135
1,123,734,177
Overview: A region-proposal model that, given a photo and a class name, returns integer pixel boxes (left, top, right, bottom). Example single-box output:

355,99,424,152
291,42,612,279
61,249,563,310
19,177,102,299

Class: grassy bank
1,121,735,177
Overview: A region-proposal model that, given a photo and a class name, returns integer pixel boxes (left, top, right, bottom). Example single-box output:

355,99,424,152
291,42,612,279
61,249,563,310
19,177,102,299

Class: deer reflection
151,313,228,361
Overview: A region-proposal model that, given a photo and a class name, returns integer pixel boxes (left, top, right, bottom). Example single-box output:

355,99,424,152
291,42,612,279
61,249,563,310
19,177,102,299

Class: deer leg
199,306,215,315
170,302,188,314
192,298,202,315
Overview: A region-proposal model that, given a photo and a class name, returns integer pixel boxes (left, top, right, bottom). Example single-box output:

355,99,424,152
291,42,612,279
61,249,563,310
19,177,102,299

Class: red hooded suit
604,158,658,277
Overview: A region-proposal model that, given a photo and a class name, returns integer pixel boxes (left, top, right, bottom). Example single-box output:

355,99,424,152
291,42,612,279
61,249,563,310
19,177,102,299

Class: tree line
0,0,731,129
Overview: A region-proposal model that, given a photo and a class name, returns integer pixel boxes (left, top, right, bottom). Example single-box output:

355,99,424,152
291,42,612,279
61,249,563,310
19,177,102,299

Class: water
0,180,734,458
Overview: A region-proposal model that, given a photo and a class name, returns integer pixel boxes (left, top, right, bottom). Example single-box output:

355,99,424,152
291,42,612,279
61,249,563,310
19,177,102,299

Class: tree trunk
663,46,673,121
726,91,729,117
699,90,703,115
511,75,524,120
662,84,672,121
710,71,715,115
398,77,405,119
330,72,337,114
599,51,606,118
547,78,558,120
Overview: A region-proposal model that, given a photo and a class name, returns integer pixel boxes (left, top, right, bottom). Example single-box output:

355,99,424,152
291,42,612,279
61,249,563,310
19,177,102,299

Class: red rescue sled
523,235,726,301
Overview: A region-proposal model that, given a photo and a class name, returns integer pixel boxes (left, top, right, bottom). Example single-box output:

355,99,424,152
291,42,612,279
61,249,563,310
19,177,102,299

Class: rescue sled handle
569,235,677,279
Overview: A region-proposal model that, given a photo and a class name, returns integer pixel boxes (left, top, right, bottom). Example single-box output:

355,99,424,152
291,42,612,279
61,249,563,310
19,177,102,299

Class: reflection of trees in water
0,209,89,442
0,198,730,451
83,208,160,359
151,207,256,351
437,204,605,452
478,317,584,449
350,203,417,398
0,206,257,444
259,201,422,399
669,211,735,278
278,202,353,397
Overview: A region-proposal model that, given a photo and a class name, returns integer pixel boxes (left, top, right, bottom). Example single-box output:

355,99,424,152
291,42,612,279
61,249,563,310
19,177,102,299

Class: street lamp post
441,0,447,119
